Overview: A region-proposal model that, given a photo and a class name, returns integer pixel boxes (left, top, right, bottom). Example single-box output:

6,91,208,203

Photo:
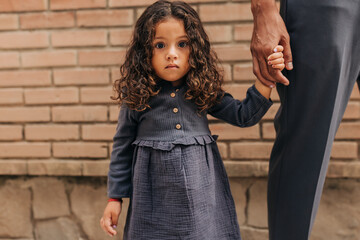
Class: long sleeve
107,105,138,198
208,84,273,127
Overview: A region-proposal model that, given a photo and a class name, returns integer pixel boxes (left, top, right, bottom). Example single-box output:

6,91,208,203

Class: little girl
100,1,285,239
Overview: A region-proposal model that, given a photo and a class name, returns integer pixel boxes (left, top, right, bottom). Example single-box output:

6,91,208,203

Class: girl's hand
267,45,285,71
100,201,122,237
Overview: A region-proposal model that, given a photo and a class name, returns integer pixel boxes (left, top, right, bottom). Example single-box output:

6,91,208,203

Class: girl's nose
166,47,178,60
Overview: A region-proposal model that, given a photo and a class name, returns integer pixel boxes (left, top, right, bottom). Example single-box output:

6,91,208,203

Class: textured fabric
124,135,241,240
107,80,272,239
108,80,272,199
268,0,360,239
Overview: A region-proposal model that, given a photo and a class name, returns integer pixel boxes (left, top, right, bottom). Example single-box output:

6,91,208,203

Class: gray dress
107,80,272,240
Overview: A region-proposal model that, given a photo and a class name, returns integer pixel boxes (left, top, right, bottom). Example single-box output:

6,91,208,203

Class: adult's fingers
280,35,293,70
252,56,276,88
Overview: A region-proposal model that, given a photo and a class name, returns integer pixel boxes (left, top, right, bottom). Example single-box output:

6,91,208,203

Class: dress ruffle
132,134,218,151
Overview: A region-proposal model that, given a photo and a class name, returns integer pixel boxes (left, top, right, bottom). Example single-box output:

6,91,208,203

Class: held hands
100,201,122,237
268,45,285,72
250,0,293,87
254,45,285,99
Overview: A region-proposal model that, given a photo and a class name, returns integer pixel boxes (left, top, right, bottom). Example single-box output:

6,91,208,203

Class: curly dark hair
111,0,225,114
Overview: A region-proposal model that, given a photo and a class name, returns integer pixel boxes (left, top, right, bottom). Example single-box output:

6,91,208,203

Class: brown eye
178,41,188,48
155,43,165,49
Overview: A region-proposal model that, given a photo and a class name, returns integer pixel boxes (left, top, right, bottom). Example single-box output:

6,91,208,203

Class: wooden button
173,108,178,113
170,93,176,98
176,124,181,129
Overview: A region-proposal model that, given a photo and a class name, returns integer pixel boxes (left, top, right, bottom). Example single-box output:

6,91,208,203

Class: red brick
109,29,133,46
109,0,152,7
53,142,108,158
234,23,253,41
234,63,256,81
50,0,106,10
0,88,23,105
270,88,280,101
28,160,82,176
0,142,50,158
25,124,79,141
78,50,126,66
336,122,360,139
263,103,280,120
217,142,228,159
80,87,114,104
331,142,357,159
77,10,133,27
0,107,50,122
51,30,107,47
109,105,120,122
262,122,275,140
223,83,251,100
20,12,75,29
350,86,360,100
82,124,116,140
22,51,76,68
0,14,18,30
52,106,107,122
24,87,79,105
209,123,260,140
230,142,273,159
343,102,360,119
0,160,27,175
0,0,47,12
200,3,252,22
0,32,48,49
222,64,232,82
213,44,251,61
0,70,51,87
83,160,109,176
327,162,360,178
0,125,22,140
224,161,268,177
204,25,232,43
0,52,19,69
111,67,121,83
54,68,109,86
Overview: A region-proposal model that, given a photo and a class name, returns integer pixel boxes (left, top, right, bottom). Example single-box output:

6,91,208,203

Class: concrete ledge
1,160,360,178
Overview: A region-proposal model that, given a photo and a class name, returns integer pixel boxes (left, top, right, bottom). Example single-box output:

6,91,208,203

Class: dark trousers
268,0,360,239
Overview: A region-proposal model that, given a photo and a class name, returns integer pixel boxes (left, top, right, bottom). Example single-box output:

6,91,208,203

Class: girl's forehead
154,17,187,38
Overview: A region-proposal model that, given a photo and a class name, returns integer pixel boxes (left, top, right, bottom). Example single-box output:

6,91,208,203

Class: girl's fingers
268,58,284,65
273,45,284,53
267,52,283,61
105,217,117,236
272,63,285,70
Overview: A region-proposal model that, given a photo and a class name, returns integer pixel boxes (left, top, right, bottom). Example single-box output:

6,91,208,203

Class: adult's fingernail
286,62,293,69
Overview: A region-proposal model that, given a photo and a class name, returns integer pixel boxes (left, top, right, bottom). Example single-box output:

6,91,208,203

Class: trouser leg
268,0,360,239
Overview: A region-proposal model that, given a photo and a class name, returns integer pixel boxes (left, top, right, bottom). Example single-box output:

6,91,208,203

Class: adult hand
100,201,122,237
250,0,293,87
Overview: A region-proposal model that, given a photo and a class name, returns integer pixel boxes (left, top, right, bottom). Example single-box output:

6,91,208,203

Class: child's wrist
108,198,123,203
254,80,272,99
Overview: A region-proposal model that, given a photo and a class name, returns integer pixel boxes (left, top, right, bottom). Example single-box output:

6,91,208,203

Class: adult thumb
281,37,293,70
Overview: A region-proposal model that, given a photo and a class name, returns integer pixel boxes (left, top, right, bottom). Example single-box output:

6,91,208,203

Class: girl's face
151,17,190,87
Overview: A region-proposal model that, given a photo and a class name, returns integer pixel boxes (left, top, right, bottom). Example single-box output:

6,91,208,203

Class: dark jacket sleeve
107,105,138,199
208,85,273,127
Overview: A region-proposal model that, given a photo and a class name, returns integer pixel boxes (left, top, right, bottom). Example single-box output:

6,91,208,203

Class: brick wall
0,0,359,177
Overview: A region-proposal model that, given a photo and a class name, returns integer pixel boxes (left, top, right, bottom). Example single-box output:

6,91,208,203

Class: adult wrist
251,0,277,15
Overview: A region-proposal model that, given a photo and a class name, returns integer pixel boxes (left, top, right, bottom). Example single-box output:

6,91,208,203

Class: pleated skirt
123,135,241,240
